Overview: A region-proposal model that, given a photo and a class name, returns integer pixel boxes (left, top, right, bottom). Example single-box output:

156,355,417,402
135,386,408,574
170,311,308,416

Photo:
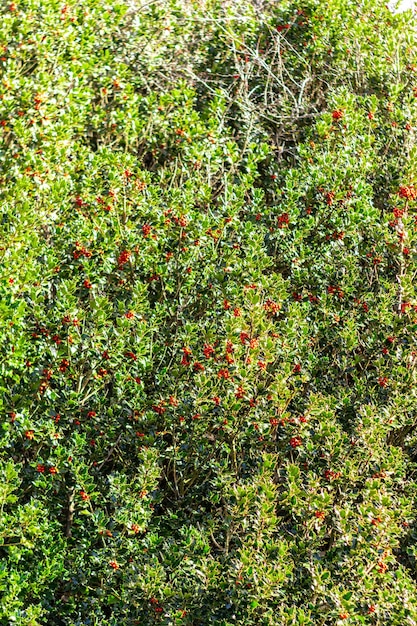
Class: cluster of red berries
36,465,58,474
324,469,341,481
73,242,92,259
264,298,281,315
117,250,131,267
398,185,417,201
277,213,289,228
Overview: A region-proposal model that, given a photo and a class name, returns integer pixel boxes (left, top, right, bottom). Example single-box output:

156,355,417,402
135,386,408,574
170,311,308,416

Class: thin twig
97,432,123,471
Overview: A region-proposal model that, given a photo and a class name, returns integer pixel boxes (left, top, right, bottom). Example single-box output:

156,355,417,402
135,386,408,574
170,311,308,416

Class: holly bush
1,0,417,624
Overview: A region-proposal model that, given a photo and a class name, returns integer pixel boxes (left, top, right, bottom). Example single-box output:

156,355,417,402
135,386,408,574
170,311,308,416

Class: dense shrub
1,0,417,624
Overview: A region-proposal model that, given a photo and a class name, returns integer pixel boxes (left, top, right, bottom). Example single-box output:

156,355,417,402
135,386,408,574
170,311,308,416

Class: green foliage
1,0,417,623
